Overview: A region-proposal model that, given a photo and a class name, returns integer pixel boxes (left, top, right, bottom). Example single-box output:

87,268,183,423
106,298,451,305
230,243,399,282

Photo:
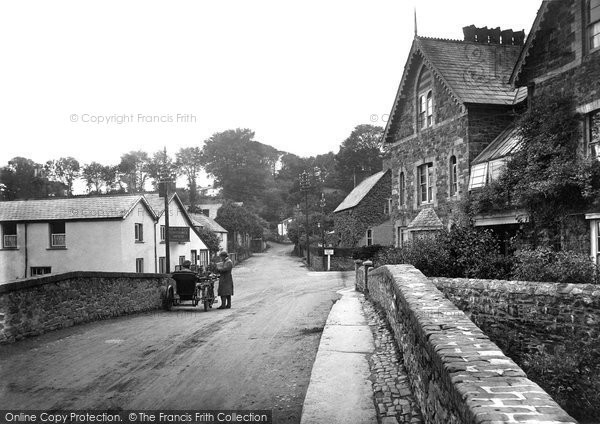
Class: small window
383,198,392,215
2,222,17,248
589,110,600,159
396,227,408,248
135,223,144,242
159,257,166,274
449,156,458,197
160,225,165,241
191,250,197,265
418,163,434,204
589,0,600,50
366,229,373,246
49,221,66,247
399,172,406,207
136,258,144,273
417,66,434,130
31,266,51,276
179,255,186,265
201,209,210,217
468,163,488,190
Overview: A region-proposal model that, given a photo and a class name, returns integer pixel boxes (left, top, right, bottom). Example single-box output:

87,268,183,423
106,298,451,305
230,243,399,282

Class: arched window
449,156,458,196
399,171,406,207
417,66,433,130
589,0,600,50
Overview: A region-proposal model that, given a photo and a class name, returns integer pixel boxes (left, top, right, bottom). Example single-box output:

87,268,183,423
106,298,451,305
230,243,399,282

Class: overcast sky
0,0,541,168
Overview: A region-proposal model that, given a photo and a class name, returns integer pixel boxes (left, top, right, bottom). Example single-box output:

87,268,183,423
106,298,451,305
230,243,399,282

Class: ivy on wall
333,171,391,247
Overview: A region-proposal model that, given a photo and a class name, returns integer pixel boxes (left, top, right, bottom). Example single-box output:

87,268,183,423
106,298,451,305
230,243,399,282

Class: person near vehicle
216,251,234,309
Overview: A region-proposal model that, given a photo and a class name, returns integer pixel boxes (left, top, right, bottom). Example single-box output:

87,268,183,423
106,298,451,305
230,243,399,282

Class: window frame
2,222,17,249
399,171,406,207
449,156,458,197
366,229,373,246
588,109,600,159
589,0,600,52
159,256,166,274
160,225,165,242
135,258,144,273
31,266,51,276
417,163,434,204
134,223,144,242
49,221,66,248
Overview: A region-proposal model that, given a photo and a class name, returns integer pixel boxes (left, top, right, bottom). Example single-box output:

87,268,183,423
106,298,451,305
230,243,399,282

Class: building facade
382,27,526,246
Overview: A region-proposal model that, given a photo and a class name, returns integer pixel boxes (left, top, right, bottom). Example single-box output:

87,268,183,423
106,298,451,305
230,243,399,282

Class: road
0,243,352,423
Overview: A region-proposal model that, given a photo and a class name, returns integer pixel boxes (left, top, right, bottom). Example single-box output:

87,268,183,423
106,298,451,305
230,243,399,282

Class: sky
0,0,541,169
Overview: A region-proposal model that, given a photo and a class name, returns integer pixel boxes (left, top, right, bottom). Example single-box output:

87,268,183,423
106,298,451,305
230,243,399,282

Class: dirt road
0,243,352,423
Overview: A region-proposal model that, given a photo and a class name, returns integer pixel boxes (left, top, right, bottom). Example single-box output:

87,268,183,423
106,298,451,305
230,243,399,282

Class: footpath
300,287,422,424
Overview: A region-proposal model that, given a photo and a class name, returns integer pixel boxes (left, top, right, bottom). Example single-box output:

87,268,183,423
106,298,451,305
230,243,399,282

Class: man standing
216,251,234,309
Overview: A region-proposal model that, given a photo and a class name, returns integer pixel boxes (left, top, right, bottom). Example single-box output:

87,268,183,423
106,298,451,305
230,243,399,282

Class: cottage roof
383,36,525,143
144,192,203,233
407,208,444,230
0,194,153,222
509,1,552,86
472,124,522,164
333,170,388,213
188,212,227,233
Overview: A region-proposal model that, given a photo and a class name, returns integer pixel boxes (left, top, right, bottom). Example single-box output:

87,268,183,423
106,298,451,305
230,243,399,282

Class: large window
399,172,406,207
417,67,433,130
468,163,488,190
589,0,600,50
49,221,66,248
449,156,458,197
418,163,434,204
2,222,17,248
589,110,600,158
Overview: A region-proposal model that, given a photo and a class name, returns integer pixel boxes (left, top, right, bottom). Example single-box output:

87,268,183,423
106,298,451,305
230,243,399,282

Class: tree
0,157,64,200
82,162,106,193
201,128,280,204
335,124,384,191
195,227,221,254
45,157,80,196
118,151,150,192
147,149,176,190
474,92,600,246
175,147,203,210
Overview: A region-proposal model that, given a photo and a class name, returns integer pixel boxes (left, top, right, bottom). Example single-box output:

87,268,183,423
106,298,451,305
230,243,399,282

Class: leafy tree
147,149,176,190
195,226,222,254
335,124,384,191
0,157,64,199
473,93,600,246
201,128,280,204
175,147,203,210
82,162,106,193
45,157,80,196
102,165,124,193
119,151,150,193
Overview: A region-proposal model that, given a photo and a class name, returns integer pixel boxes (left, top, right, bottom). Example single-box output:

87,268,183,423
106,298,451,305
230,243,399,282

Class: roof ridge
418,35,523,49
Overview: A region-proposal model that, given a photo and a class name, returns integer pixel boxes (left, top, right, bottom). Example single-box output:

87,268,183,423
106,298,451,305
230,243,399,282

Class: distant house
333,170,393,247
382,26,526,246
0,193,209,282
188,211,228,253
277,217,293,237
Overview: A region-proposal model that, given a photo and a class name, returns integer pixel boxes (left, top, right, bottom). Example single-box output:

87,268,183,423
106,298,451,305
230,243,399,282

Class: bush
352,244,384,261
512,247,599,284
375,226,512,279
521,345,600,422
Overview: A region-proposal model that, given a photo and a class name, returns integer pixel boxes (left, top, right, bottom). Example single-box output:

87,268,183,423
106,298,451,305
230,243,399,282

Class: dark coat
217,258,234,296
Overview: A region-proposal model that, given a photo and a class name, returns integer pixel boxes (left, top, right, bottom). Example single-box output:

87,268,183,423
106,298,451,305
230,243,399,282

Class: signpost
324,248,334,271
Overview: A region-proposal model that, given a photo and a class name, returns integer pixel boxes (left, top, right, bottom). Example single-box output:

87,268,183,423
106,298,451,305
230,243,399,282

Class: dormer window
589,0,600,51
417,66,434,130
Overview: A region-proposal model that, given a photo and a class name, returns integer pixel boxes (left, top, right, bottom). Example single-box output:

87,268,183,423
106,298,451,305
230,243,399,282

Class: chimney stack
462,25,525,46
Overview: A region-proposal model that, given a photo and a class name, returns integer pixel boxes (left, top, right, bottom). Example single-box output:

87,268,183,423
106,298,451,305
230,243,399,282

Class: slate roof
189,212,227,233
407,208,444,230
144,192,176,217
417,37,526,105
334,171,388,213
472,124,522,165
0,194,149,222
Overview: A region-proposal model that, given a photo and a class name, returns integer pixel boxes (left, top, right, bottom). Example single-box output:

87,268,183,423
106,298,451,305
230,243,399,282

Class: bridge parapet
364,264,577,424
0,271,170,344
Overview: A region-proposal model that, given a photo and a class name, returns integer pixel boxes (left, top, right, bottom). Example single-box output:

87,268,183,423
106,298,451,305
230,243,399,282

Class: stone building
506,0,600,260
333,170,393,247
382,26,527,246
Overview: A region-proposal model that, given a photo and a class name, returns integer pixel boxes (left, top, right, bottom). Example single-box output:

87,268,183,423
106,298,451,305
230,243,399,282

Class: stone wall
431,277,600,355
0,271,170,343
360,264,577,424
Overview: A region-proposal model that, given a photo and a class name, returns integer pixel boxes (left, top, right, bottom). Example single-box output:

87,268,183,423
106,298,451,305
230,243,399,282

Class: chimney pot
463,25,477,42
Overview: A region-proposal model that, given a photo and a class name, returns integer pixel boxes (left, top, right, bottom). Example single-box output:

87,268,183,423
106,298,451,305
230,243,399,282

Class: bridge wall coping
364,264,577,424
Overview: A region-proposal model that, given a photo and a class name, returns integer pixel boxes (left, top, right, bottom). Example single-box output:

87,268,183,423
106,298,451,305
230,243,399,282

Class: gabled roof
189,212,227,233
407,207,444,230
510,1,552,86
383,36,525,143
472,124,522,165
0,194,154,222
334,170,389,213
144,192,200,232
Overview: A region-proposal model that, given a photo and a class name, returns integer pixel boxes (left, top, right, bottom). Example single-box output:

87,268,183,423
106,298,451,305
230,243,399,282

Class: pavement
300,287,378,424
300,286,423,424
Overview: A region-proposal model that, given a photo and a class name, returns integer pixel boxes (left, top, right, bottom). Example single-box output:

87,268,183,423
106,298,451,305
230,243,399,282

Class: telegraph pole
320,192,326,270
159,147,175,273
299,171,311,265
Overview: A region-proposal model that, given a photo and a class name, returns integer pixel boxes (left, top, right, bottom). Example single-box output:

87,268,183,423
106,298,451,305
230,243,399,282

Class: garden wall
431,277,600,355
361,264,577,424
0,271,170,343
